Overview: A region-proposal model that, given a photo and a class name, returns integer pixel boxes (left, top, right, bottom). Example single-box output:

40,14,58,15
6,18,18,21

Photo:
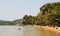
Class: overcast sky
0,0,60,21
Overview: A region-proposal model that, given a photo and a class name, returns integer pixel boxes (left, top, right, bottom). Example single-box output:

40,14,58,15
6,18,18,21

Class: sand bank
34,25,60,34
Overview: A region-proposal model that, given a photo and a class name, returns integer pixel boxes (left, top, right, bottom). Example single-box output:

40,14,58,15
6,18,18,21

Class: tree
37,2,60,26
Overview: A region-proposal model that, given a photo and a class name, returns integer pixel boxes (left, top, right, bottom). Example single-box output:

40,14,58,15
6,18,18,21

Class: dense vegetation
22,15,37,25
0,19,22,25
0,2,60,26
38,2,60,26
0,20,10,25
22,2,60,26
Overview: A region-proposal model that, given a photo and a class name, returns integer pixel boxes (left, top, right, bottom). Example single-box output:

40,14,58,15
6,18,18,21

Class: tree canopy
0,2,60,26
22,2,60,26
37,2,60,26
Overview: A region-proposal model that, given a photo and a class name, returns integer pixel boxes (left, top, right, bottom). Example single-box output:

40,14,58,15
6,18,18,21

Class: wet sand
33,25,60,36
35,26,60,34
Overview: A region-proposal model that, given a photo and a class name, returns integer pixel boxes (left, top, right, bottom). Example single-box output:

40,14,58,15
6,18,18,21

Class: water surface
0,26,60,36
0,26,24,36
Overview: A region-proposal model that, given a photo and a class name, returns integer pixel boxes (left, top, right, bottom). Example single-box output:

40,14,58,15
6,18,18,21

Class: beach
35,26,60,34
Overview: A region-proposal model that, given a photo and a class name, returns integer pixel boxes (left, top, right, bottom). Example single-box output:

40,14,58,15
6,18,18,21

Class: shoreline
34,25,60,34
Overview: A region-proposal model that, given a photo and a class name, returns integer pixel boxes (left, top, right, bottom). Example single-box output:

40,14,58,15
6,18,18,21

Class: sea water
0,26,24,36
0,26,60,36
0,26,40,36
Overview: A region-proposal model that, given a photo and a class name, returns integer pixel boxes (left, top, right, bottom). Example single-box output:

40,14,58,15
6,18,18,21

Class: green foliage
9,19,22,25
0,19,22,25
0,20,10,25
22,2,60,26
22,15,37,25
37,2,60,26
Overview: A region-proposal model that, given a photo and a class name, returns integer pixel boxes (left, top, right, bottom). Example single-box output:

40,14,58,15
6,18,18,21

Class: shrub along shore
22,2,60,27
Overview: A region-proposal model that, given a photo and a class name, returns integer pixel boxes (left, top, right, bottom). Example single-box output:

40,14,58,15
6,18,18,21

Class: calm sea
0,26,24,36
0,26,40,36
0,26,60,36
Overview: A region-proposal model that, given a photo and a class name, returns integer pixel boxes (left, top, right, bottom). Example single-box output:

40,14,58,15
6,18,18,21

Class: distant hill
0,20,10,25
0,19,22,25
10,19,22,25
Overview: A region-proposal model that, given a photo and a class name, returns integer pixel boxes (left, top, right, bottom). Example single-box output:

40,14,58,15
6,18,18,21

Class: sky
0,0,60,21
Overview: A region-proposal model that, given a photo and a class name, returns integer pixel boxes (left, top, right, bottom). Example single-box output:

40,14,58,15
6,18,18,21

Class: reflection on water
0,26,60,36
22,26,39,36
22,26,60,36
40,28,60,36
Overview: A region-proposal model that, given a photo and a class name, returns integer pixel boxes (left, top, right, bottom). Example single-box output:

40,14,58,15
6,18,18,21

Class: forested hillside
0,19,22,25
22,2,60,26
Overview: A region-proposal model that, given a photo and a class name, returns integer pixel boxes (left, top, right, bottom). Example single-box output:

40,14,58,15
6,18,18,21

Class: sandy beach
35,26,60,34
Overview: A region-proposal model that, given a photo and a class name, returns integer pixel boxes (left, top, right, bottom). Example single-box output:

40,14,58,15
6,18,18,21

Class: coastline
34,25,60,34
